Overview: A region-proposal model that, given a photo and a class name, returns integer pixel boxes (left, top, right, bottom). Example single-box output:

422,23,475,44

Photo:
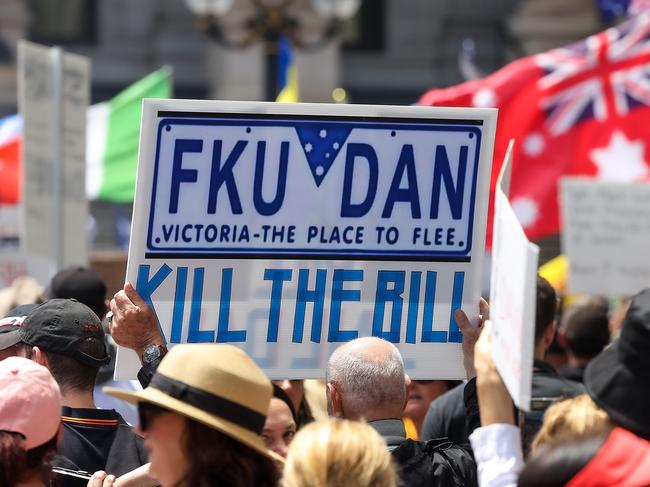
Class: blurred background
0,0,629,293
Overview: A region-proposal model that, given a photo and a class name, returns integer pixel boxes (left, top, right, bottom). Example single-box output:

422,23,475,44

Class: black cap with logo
19,299,110,367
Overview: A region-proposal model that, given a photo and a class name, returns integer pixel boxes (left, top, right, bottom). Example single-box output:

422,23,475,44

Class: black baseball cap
0,304,38,351
19,299,110,367
47,266,107,320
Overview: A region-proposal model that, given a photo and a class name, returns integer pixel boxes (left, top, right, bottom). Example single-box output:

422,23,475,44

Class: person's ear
404,374,412,410
31,346,48,367
327,383,344,418
545,320,557,347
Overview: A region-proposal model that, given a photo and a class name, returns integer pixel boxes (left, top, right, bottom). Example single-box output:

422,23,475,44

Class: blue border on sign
145,114,483,260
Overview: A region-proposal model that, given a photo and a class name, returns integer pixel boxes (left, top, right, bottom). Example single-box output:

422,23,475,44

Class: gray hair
326,337,406,418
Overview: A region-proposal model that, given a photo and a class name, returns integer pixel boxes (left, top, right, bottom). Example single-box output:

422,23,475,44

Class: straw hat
105,344,281,461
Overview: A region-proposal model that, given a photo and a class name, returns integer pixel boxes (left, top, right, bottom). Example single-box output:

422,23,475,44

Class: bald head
326,337,407,421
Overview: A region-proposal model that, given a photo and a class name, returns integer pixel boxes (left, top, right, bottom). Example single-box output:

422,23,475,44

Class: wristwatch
141,344,168,366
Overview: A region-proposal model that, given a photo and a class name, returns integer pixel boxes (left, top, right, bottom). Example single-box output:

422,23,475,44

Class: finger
88,471,107,487
124,281,148,309
454,309,473,331
113,290,133,311
103,474,116,486
479,297,490,321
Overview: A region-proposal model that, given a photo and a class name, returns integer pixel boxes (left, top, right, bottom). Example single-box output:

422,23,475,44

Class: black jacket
420,383,468,447
369,419,477,487
423,360,585,449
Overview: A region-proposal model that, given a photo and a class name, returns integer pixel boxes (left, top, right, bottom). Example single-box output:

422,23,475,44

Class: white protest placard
117,100,496,379
18,41,90,273
490,140,539,411
561,178,650,296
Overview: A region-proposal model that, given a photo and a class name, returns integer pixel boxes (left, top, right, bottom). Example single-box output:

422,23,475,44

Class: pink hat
0,357,61,449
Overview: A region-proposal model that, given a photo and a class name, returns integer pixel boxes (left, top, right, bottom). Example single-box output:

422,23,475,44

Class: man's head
559,304,610,360
0,304,38,361
19,299,110,394
535,276,558,355
47,266,108,320
326,337,407,421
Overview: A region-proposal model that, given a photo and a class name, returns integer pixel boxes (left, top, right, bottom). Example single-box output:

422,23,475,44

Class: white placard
18,41,90,273
490,140,539,411
561,178,650,296
117,100,496,379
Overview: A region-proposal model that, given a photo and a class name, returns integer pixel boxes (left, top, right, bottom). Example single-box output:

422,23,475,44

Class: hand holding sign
109,282,164,359
455,297,489,379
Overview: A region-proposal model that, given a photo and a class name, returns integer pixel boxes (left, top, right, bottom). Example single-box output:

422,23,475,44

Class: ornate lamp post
185,0,361,100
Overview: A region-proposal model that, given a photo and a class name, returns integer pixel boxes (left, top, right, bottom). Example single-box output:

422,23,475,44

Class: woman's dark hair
273,384,298,423
0,431,58,486
296,397,314,429
517,433,607,487
176,418,280,487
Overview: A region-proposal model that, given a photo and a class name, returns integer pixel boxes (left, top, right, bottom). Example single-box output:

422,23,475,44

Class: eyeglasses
138,402,169,432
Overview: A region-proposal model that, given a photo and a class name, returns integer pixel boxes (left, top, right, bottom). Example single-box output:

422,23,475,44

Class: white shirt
469,424,524,487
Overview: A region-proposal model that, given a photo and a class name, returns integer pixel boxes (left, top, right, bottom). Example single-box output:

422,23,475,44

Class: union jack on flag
419,12,650,244
537,15,650,135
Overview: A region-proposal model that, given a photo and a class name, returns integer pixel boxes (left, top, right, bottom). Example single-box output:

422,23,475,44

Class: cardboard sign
561,178,650,296
18,41,90,272
490,140,539,411
117,100,496,379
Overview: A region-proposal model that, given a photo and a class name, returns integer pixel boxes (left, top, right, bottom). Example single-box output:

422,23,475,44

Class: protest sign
561,178,650,296
117,100,496,379
18,41,90,273
490,140,539,411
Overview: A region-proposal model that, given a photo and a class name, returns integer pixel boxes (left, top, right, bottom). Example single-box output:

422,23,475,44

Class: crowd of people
0,264,648,486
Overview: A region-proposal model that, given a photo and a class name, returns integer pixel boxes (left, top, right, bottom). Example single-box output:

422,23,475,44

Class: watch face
143,345,161,363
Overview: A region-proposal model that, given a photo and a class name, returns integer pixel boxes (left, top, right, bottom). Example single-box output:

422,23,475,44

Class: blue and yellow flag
276,36,299,102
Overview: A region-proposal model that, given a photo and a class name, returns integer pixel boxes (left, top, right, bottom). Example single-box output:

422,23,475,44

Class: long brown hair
175,418,280,487
0,432,57,486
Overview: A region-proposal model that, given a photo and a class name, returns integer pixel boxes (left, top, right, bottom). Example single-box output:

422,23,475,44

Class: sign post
117,100,496,379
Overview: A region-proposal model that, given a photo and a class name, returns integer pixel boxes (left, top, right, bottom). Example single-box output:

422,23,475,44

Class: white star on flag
590,130,649,181
304,142,313,153
472,88,497,108
523,132,545,157
510,197,540,229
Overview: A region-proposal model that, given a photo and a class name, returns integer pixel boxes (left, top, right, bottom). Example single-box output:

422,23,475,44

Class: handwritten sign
560,178,650,296
116,100,496,379
490,140,539,411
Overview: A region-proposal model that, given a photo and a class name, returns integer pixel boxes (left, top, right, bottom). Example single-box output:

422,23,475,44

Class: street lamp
185,0,362,101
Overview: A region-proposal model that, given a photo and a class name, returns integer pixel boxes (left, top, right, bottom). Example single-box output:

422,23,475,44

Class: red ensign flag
420,12,650,246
